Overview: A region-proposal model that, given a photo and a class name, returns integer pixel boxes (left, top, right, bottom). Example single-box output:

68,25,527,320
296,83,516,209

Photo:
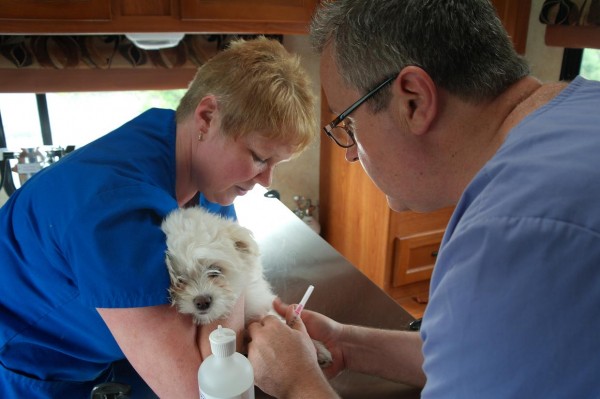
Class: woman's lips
235,186,250,195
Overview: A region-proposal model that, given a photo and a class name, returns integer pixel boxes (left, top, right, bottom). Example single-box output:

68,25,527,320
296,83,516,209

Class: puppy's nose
194,295,212,311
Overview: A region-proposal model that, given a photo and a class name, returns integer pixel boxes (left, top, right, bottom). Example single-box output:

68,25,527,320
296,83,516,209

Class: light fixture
125,33,185,50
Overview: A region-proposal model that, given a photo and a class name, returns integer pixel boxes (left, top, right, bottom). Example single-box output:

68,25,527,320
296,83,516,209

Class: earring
197,132,204,141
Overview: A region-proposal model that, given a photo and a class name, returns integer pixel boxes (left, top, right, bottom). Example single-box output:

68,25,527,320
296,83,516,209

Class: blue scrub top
0,108,235,397
421,77,600,397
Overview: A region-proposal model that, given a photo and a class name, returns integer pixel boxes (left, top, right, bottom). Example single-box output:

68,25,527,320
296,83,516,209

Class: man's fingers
273,297,289,317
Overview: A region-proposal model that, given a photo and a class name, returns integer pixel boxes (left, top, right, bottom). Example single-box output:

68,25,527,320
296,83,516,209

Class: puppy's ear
234,239,251,253
228,225,259,256
165,252,184,285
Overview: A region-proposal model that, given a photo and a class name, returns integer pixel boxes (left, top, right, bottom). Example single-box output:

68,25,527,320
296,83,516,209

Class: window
560,48,600,81
0,89,185,193
580,48,600,81
0,94,42,149
0,90,185,149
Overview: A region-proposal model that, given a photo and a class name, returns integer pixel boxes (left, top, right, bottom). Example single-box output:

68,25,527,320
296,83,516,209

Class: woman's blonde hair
176,37,317,155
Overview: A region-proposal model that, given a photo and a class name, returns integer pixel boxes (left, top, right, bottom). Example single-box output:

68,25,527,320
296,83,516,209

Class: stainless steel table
235,188,421,399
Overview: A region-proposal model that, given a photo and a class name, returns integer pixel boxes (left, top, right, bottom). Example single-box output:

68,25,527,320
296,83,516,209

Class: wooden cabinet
0,0,111,21
491,0,532,54
392,229,444,287
387,208,453,312
180,0,317,32
0,0,318,34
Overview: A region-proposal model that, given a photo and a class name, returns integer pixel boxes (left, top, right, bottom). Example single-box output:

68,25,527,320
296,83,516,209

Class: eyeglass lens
329,125,354,148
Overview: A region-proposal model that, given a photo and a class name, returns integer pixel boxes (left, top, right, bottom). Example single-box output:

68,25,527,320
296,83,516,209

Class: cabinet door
319,93,391,288
0,0,111,20
490,0,532,54
180,0,317,27
388,207,453,287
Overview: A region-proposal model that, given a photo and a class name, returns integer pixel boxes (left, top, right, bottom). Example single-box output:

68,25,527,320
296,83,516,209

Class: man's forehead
320,49,357,112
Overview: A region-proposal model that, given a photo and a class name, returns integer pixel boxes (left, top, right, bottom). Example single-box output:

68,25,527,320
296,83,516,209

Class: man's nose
345,145,359,163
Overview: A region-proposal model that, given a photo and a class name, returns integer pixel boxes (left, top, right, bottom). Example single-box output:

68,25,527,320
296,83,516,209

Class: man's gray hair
310,0,530,112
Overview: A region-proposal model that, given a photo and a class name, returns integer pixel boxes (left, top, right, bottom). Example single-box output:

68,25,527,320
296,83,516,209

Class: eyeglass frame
323,74,397,148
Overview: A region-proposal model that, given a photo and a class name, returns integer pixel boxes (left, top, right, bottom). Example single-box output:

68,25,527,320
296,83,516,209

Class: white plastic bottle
198,325,255,399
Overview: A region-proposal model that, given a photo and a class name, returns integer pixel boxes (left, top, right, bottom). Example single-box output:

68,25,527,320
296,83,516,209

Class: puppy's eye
206,265,222,278
174,276,187,288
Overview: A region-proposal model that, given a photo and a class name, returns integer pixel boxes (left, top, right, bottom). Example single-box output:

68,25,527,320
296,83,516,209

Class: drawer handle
409,318,422,331
431,250,438,258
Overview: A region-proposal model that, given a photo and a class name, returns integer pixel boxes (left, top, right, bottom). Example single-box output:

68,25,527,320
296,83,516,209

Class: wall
525,0,564,81
274,35,321,213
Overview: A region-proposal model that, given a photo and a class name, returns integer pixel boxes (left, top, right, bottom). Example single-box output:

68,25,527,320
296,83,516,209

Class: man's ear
193,95,218,136
394,66,437,136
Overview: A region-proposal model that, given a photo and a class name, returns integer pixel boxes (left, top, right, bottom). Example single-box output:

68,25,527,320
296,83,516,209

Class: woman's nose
255,165,274,187
345,145,359,163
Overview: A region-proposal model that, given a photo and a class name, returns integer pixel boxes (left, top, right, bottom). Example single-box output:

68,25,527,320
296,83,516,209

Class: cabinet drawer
392,230,444,287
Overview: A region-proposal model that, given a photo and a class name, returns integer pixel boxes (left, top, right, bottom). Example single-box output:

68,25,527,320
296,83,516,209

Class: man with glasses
247,0,600,398
323,74,397,149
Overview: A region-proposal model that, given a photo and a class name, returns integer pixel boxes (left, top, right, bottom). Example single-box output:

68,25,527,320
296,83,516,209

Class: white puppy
161,206,332,367
161,206,275,325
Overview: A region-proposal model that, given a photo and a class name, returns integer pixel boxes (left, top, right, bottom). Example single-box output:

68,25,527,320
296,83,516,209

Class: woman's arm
97,295,245,398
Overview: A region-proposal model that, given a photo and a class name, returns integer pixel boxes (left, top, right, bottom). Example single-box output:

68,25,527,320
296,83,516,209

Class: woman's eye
252,152,267,164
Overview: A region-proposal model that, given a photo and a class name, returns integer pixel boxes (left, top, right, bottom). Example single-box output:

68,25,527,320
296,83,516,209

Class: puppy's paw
313,339,333,369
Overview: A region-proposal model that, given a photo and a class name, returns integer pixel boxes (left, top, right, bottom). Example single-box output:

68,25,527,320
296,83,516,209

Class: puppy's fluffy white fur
161,207,333,368
161,207,275,325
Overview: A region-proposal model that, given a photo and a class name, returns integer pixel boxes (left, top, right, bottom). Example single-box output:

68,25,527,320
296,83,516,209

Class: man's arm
248,301,425,399
341,324,425,387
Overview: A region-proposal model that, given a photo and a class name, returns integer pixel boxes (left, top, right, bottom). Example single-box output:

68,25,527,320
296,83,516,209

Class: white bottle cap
209,325,236,358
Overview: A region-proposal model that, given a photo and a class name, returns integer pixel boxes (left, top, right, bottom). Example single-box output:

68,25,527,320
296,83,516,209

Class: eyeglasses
323,74,397,148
